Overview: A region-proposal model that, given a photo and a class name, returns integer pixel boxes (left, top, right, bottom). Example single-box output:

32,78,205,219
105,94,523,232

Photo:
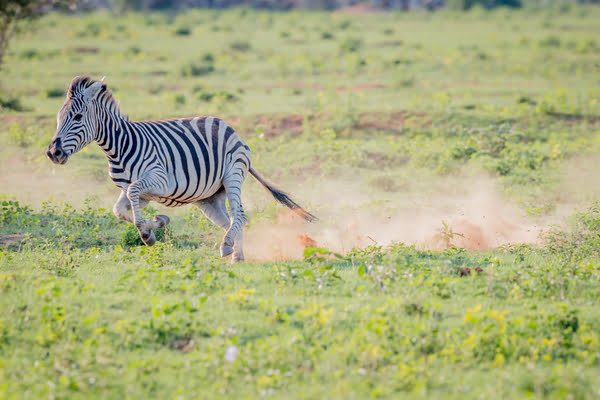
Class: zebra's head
46,76,105,165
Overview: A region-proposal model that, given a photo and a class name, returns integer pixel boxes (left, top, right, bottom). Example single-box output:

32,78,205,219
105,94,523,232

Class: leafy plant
181,61,214,77
339,37,362,53
174,26,191,36
120,223,170,248
229,40,251,52
0,94,25,111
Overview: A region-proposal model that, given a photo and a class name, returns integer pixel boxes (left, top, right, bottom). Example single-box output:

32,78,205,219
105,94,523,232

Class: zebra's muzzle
46,141,68,165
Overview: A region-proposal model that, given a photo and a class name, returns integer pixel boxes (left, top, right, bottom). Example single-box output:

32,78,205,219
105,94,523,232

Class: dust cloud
4,149,599,262
0,154,115,208
244,175,543,262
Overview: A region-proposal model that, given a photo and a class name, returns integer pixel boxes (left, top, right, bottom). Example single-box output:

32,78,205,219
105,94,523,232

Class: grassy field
1,5,600,399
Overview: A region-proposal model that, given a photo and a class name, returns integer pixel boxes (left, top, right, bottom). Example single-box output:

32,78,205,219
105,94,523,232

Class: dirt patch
72,47,100,54
336,4,382,14
357,111,430,132
454,266,483,277
171,337,194,352
0,234,25,248
1,115,51,125
546,112,600,125
377,40,404,47
229,114,307,138
0,115,27,125
336,83,388,92
228,111,430,139
165,85,184,92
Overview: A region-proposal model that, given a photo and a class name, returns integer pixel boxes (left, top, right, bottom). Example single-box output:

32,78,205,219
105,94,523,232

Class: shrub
0,94,25,111
229,40,252,52
20,48,39,59
128,46,142,55
447,0,521,9
44,87,64,98
181,62,214,77
174,26,191,36
338,20,351,30
538,36,561,48
173,93,186,106
120,223,169,247
196,91,236,103
82,22,102,37
545,202,600,261
339,37,362,53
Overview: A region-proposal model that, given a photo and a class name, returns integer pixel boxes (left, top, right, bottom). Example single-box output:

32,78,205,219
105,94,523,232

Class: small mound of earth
336,4,382,14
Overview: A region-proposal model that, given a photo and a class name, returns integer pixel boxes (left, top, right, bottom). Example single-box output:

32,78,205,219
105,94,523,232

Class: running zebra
46,76,315,262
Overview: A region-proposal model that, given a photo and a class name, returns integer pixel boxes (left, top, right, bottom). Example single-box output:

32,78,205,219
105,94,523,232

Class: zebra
46,76,316,262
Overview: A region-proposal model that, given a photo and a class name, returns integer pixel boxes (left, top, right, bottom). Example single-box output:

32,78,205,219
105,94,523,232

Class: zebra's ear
83,81,103,103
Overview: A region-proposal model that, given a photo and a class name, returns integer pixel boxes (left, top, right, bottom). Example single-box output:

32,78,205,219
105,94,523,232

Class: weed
0,95,25,112
339,37,362,53
174,26,191,36
44,87,64,98
181,62,214,77
230,40,251,52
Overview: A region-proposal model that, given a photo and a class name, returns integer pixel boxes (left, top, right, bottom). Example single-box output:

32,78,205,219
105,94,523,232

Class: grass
1,5,600,399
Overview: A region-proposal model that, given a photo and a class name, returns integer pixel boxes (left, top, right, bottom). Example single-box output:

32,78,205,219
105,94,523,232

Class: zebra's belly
152,183,223,207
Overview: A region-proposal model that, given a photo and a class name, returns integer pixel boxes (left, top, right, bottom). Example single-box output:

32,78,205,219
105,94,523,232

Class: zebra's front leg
113,190,151,222
126,173,170,246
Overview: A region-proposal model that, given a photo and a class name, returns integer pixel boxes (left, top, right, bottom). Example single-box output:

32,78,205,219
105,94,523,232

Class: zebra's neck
93,104,131,164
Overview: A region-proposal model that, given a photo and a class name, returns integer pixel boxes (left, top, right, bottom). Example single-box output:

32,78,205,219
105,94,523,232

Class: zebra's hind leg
195,188,244,262
222,166,248,262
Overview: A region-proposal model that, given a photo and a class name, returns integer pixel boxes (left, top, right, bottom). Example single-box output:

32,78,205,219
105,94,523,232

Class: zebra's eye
73,113,83,121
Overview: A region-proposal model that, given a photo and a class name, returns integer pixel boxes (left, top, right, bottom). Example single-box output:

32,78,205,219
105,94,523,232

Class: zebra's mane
68,76,128,121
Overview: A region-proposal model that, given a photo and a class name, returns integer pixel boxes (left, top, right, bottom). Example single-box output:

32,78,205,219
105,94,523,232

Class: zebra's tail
249,167,317,222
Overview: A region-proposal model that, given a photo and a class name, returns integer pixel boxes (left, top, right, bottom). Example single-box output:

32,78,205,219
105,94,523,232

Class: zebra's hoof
220,244,233,257
141,230,156,246
232,254,245,263
154,215,170,228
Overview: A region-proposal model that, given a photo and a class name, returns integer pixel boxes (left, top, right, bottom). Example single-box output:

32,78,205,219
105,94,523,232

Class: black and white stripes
46,76,315,261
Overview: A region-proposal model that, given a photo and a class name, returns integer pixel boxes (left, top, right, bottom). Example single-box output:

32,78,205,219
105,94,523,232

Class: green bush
181,62,214,77
339,37,362,53
0,94,26,111
172,93,186,107
120,223,169,247
44,87,64,98
20,48,39,59
82,22,102,37
196,91,236,103
447,0,521,9
545,202,600,261
7,123,32,147
174,26,191,36
229,40,251,52
538,35,561,48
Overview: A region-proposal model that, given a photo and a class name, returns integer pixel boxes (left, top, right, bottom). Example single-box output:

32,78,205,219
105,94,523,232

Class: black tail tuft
249,167,317,222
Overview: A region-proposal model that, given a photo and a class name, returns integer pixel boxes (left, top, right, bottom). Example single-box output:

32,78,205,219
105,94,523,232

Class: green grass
1,6,600,399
